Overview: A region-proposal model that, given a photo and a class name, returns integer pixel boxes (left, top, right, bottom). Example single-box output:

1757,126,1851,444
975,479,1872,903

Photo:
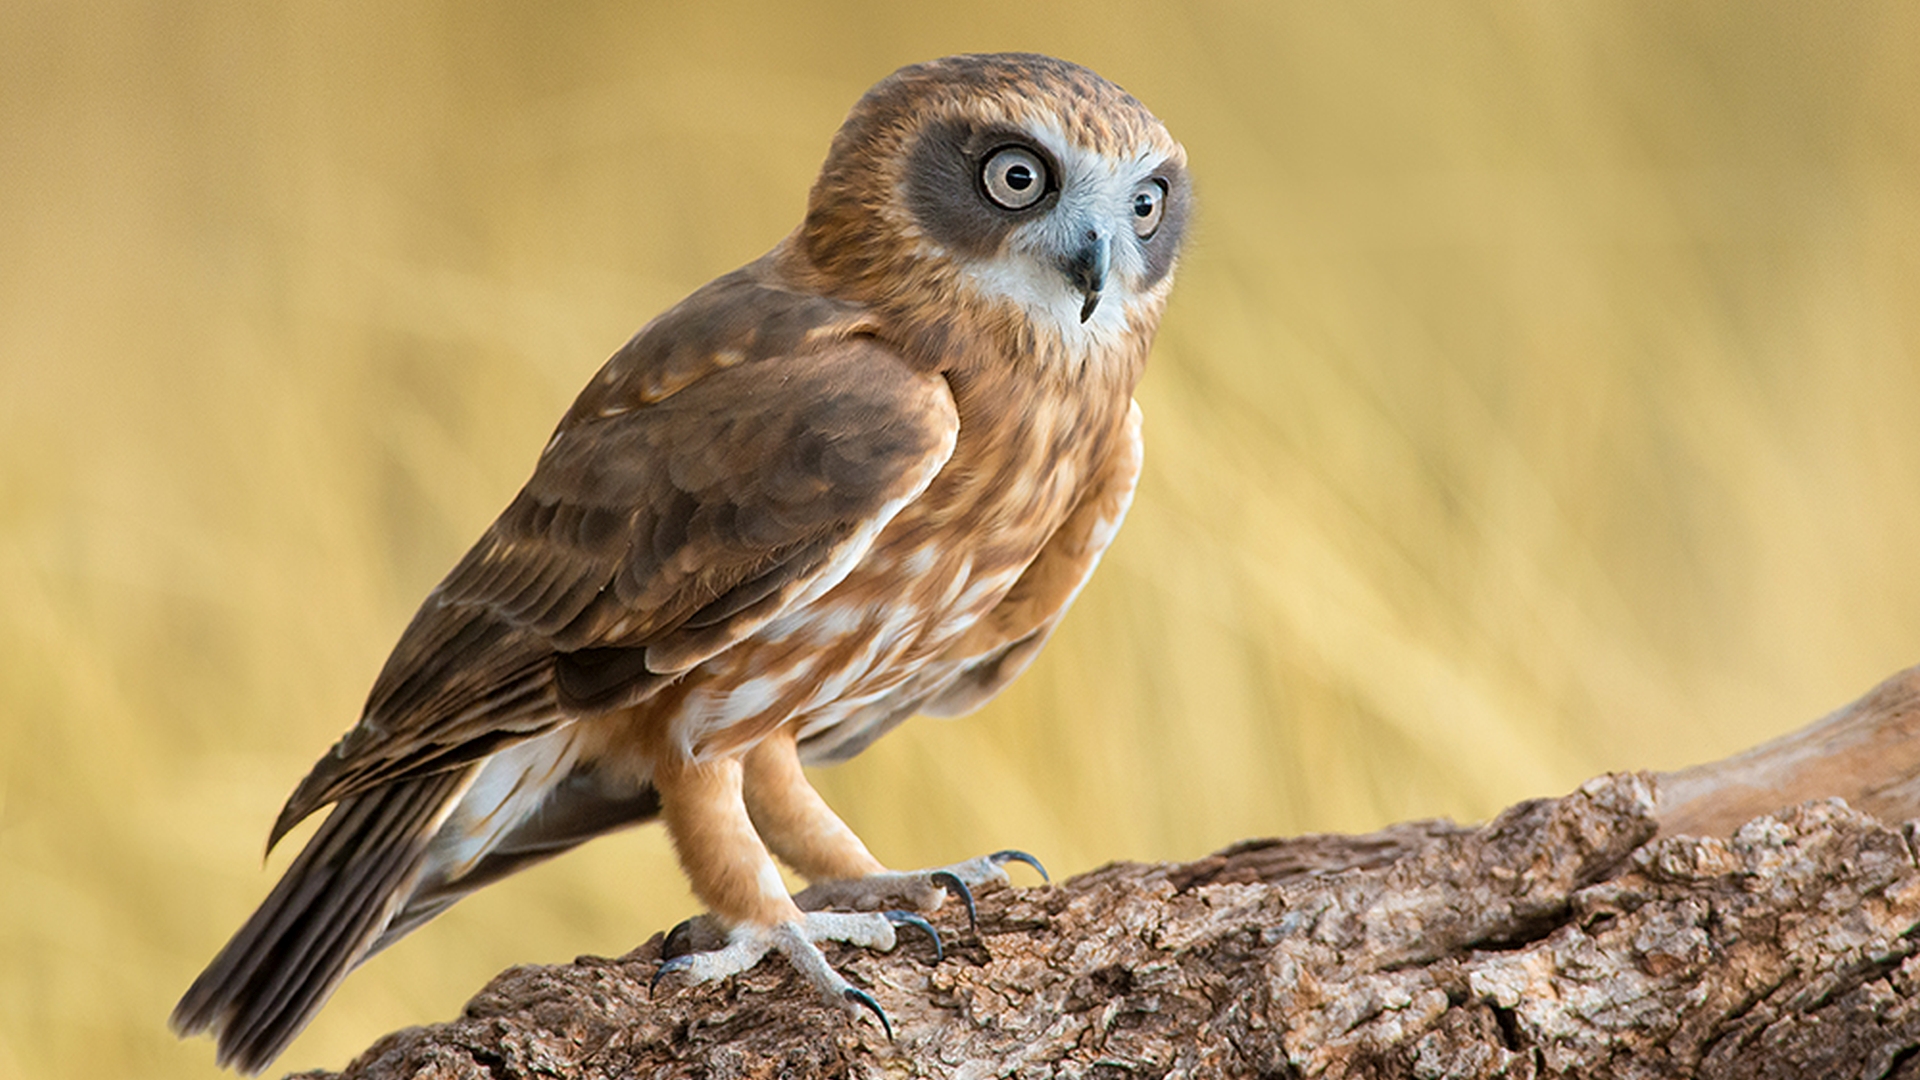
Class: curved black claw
930,870,977,931
650,954,694,995
662,917,697,961
844,986,892,1040
991,849,1050,882
884,910,943,963
662,914,726,959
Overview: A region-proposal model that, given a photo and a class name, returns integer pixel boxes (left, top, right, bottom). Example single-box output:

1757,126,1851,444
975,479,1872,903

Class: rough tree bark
298,668,1920,1080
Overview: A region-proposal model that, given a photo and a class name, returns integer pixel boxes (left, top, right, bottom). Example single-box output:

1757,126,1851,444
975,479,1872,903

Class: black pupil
1135,192,1156,217
1005,163,1033,190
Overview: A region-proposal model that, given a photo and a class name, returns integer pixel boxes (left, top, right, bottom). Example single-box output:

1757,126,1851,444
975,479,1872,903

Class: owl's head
797,53,1190,358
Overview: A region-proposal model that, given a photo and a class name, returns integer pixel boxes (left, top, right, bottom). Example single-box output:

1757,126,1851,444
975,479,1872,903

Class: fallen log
296,667,1920,1079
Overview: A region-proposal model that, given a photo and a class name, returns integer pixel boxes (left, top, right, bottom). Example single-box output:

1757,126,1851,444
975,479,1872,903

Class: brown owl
174,52,1189,1072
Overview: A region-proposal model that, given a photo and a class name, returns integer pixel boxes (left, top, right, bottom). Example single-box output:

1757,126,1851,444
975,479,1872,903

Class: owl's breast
653,346,1136,762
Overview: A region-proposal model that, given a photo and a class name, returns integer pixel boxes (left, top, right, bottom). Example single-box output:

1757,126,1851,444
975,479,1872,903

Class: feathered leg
743,728,1044,916
649,748,918,1033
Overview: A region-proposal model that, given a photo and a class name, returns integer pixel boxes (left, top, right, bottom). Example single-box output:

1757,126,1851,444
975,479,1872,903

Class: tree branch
297,668,1920,1079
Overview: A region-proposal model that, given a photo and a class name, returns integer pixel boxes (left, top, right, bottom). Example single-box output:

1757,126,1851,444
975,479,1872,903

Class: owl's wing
920,398,1143,718
270,266,958,847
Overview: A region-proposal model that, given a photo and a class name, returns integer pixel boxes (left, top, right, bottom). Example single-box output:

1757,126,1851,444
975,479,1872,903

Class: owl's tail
171,769,471,1073
172,732,662,1074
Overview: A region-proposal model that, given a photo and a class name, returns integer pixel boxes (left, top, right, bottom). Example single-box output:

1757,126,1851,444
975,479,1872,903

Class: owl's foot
652,910,940,1037
651,851,1044,1035
792,849,1049,928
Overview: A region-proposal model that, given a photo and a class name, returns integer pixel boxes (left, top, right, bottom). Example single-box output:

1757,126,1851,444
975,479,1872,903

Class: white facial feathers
932,117,1179,351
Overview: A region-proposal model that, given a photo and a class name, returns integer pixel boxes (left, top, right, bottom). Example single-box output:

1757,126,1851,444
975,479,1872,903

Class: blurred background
3,1,1917,1076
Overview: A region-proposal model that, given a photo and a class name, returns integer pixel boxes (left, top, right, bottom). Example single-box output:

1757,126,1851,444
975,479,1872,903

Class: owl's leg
737,728,1047,922
741,726,886,879
649,751,928,1035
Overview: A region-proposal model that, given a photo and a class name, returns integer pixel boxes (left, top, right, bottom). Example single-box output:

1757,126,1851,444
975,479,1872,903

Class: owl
174,52,1189,1071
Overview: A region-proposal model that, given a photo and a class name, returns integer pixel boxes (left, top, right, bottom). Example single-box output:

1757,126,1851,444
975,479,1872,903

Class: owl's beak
1064,231,1111,323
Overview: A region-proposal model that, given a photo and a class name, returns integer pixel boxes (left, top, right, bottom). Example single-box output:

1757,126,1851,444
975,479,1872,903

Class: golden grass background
3,2,1917,1076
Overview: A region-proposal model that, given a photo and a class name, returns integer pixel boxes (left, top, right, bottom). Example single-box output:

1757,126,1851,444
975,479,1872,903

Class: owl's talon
662,913,726,959
789,850,1044,929
649,954,694,994
990,849,1049,882
884,909,943,963
646,911,900,1031
929,870,977,931
663,916,695,958
844,986,892,1039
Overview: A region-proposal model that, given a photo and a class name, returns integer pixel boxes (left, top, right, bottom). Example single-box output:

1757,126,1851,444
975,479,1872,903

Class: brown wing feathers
263,265,959,863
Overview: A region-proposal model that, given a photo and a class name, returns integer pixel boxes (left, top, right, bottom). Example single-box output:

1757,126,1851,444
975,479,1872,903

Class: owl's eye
1131,178,1168,239
981,146,1050,210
